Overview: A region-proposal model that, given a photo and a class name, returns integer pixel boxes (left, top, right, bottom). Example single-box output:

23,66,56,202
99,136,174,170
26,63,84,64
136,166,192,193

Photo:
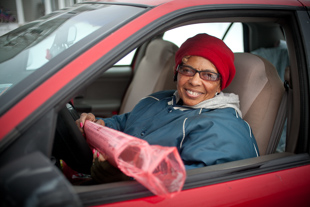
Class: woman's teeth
186,90,201,97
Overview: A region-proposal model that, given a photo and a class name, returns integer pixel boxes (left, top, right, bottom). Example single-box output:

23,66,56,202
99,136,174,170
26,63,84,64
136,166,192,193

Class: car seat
119,38,179,114
223,53,284,155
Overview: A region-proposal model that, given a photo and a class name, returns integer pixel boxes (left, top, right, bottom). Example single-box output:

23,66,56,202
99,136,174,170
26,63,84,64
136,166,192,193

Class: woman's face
177,56,221,106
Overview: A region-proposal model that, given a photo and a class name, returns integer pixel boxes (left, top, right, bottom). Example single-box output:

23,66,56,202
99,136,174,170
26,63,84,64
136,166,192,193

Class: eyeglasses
176,64,221,81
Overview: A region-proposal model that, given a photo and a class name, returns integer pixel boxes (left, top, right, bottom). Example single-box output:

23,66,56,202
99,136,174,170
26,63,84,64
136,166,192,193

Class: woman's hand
91,149,130,183
75,112,105,134
92,149,106,162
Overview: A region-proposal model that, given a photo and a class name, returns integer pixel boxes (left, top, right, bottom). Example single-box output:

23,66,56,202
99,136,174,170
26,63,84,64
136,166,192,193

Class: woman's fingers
75,119,84,133
80,113,96,124
91,158,130,183
92,149,107,162
76,113,97,133
95,119,105,127
98,152,106,162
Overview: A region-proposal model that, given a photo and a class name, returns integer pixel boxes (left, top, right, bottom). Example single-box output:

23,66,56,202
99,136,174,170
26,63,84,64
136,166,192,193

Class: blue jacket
102,90,259,169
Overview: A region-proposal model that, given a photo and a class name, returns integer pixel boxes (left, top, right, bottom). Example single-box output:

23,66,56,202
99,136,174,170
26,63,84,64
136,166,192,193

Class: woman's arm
180,115,259,170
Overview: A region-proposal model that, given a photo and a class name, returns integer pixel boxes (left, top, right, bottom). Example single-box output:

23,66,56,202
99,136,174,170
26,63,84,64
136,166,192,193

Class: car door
72,3,310,206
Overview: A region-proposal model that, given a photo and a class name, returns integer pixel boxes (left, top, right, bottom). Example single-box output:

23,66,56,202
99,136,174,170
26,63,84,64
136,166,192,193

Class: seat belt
266,81,290,154
284,82,295,153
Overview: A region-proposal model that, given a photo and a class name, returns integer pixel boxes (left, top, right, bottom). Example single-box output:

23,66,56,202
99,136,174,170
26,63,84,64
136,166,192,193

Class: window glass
0,4,144,97
26,22,101,70
163,22,243,52
114,49,136,66
223,23,244,52
115,23,244,67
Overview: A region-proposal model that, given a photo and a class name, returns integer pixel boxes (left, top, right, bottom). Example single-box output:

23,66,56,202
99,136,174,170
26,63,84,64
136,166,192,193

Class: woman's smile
185,89,203,98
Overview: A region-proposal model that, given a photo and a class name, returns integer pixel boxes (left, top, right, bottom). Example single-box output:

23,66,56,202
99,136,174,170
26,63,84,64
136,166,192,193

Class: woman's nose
188,72,202,86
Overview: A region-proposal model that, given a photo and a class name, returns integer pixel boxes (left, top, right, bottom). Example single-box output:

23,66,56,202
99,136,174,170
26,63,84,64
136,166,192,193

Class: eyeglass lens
178,65,220,81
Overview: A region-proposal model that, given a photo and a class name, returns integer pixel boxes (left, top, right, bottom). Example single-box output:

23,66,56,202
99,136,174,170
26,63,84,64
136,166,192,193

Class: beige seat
223,53,284,155
119,38,178,114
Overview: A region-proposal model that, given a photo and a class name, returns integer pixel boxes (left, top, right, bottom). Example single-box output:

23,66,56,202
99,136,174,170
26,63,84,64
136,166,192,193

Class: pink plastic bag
84,120,186,197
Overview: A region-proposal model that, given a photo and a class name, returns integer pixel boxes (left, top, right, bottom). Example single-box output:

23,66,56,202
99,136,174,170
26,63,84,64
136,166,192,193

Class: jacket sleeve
98,91,174,132
98,112,130,132
179,114,259,170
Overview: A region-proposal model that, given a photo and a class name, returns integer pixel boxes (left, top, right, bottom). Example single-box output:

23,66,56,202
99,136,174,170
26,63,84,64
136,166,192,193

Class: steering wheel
52,103,93,174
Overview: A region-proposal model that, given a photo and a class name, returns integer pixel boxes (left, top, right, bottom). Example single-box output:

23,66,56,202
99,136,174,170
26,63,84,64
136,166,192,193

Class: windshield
0,3,144,97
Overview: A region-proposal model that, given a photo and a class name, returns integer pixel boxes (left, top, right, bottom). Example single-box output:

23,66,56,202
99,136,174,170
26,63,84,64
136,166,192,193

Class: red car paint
98,165,310,207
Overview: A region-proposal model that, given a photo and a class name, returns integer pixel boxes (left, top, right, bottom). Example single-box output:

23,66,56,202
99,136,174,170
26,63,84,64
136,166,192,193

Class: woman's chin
182,99,201,106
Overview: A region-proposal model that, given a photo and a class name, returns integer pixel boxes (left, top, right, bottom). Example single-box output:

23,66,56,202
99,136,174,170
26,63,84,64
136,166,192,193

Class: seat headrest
144,38,179,64
119,39,178,114
224,53,268,116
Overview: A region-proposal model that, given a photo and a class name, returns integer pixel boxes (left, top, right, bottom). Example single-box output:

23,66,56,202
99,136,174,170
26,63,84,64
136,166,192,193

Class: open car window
68,7,309,204
163,22,244,52
69,14,303,200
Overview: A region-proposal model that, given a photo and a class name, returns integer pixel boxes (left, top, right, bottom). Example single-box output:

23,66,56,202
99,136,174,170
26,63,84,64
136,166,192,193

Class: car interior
71,21,289,155
50,11,309,204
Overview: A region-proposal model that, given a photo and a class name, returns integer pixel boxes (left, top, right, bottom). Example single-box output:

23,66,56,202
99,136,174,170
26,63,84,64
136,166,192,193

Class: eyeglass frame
176,63,221,81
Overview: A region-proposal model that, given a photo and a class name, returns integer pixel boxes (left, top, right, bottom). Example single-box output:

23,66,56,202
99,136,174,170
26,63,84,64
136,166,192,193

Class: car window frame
68,7,310,205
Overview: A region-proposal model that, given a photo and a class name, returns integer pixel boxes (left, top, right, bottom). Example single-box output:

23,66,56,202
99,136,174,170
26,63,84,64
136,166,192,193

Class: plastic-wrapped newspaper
84,120,186,198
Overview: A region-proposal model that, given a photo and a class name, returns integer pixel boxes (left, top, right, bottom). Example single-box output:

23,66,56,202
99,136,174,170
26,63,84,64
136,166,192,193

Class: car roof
85,0,303,7
85,0,171,6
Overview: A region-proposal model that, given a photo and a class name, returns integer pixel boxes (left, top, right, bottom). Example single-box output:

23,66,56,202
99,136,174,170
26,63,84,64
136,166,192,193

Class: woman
77,34,259,182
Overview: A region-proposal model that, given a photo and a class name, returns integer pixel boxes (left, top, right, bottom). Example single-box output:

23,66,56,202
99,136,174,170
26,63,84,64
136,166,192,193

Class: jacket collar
168,90,242,117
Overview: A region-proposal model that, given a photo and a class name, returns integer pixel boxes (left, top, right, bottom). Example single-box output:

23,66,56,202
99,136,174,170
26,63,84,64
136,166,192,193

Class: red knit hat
175,33,235,90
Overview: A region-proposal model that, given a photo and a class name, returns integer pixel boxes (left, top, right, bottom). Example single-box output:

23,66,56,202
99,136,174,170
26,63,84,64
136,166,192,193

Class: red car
0,0,310,206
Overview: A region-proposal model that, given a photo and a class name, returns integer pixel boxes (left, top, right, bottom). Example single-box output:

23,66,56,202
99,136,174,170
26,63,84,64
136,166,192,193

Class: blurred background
0,0,82,36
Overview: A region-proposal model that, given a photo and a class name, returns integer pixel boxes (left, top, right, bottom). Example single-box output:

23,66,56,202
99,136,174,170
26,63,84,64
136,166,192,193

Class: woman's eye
182,67,193,74
203,73,215,80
